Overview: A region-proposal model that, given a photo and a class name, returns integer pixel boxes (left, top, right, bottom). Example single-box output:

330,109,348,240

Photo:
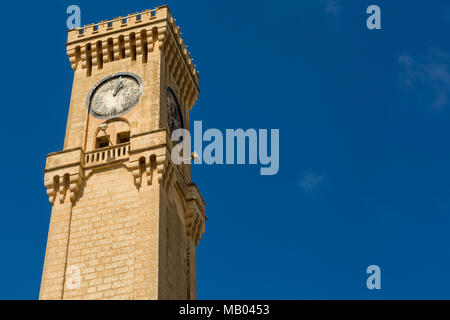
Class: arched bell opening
93,118,130,150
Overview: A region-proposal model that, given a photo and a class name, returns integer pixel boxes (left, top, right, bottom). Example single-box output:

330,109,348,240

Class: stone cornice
46,147,83,157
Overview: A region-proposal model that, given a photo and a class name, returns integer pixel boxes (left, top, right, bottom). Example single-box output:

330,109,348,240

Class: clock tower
40,5,206,300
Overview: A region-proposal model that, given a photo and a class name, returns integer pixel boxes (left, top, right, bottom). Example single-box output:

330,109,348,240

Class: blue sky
2,0,450,299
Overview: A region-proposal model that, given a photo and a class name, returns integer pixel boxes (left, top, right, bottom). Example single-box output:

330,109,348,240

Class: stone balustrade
85,142,130,165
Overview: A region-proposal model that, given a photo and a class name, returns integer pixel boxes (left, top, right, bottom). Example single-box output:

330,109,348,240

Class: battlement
66,5,199,107
67,8,161,43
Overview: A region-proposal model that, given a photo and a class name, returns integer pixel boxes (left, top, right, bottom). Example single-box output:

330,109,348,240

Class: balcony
84,142,130,166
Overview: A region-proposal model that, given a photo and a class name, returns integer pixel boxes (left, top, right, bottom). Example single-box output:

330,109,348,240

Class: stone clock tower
40,5,206,300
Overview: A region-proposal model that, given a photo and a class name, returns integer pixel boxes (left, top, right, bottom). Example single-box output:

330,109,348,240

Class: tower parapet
67,5,199,109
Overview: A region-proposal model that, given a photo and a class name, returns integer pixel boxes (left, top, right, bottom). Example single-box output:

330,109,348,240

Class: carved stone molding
185,200,206,246
129,159,143,188
128,156,157,189
69,173,83,203
44,180,56,205
156,155,168,184
43,170,84,205
43,148,84,205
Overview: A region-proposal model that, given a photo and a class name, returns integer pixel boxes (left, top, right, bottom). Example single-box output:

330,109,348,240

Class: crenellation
67,8,159,43
66,5,199,109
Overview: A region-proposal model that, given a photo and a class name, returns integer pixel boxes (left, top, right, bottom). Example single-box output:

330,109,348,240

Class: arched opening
151,27,158,51
150,154,157,171
107,38,114,62
130,33,136,61
74,46,81,69
118,35,125,59
141,29,148,64
93,118,131,150
96,41,103,69
86,43,92,77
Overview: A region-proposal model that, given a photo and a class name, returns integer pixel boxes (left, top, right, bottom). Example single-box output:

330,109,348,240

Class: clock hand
112,78,118,93
113,77,124,96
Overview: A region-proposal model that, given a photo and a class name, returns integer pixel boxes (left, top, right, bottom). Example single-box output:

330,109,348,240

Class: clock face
87,72,142,119
166,88,184,134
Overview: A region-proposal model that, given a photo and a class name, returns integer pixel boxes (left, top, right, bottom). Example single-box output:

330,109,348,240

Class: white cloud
299,172,326,193
398,49,450,109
